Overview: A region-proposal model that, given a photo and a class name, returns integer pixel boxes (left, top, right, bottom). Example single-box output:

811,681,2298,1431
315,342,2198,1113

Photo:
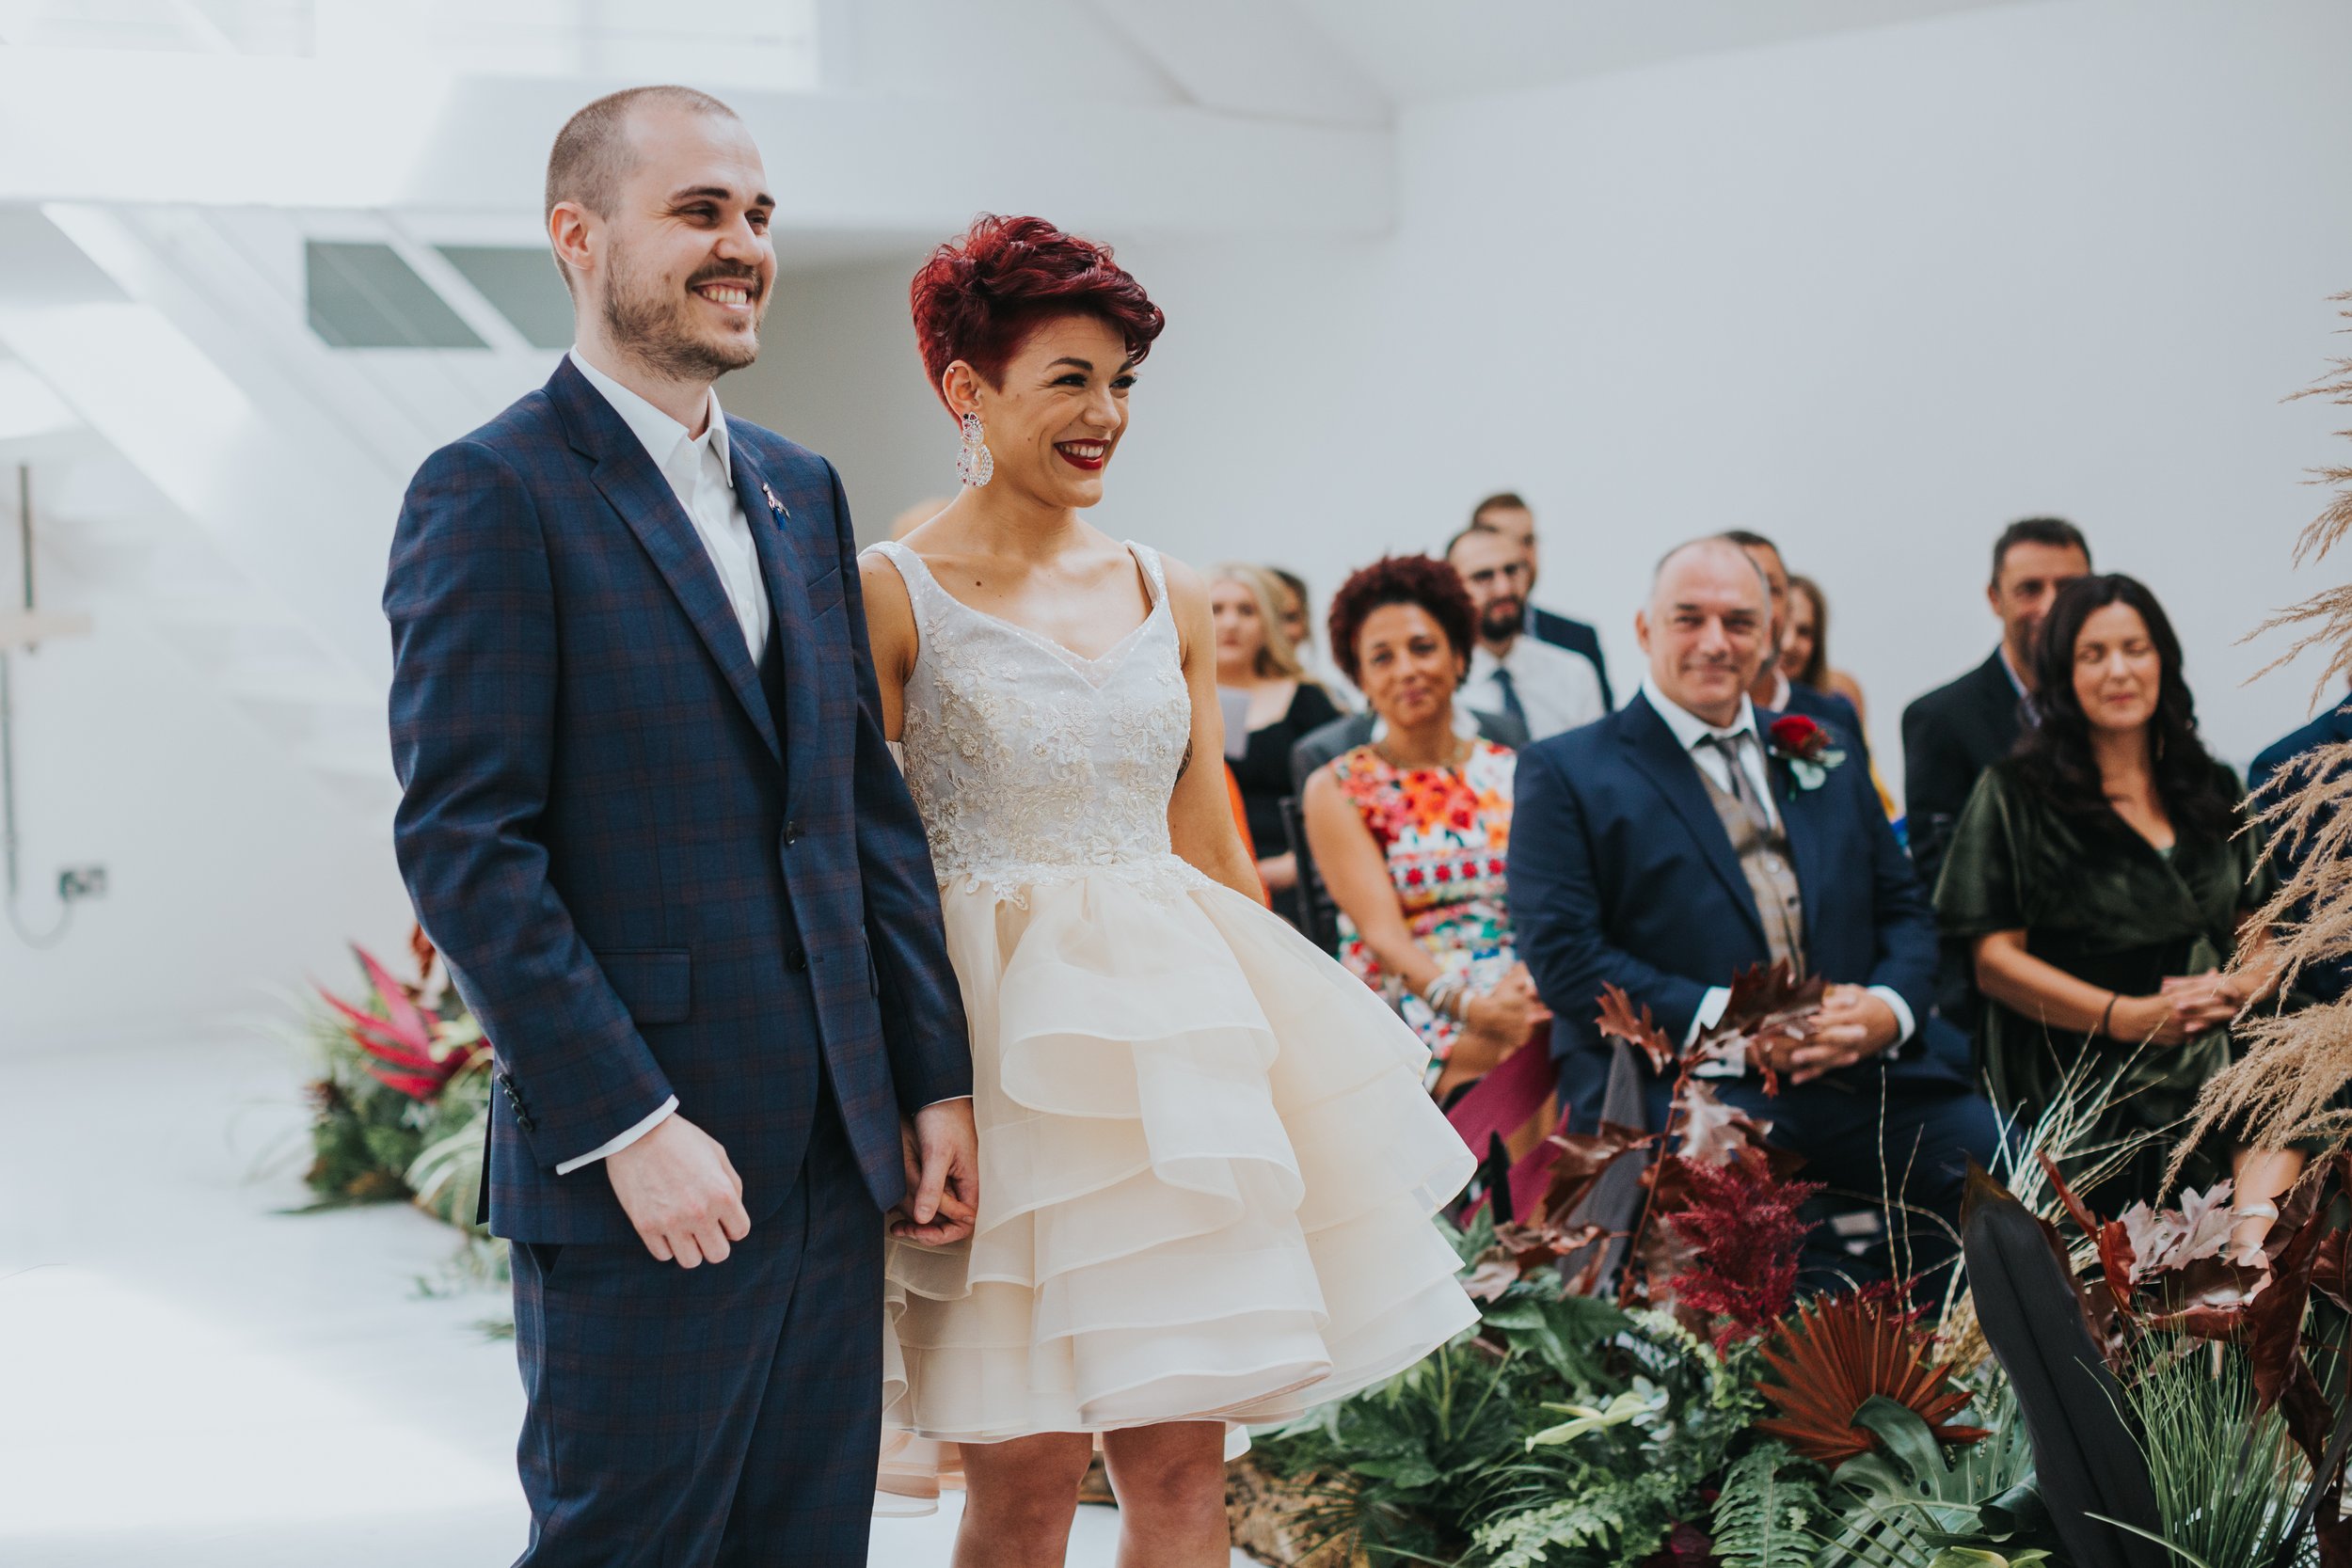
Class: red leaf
2096,1220,2142,1322
2040,1149,2106,1240
318,992,439,1070
2249,1206,2328,1418
355,944,434,1054
1534,1121,1651,1227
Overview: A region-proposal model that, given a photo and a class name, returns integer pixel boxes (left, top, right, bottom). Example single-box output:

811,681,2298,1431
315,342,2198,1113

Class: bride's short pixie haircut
910,214,1165,413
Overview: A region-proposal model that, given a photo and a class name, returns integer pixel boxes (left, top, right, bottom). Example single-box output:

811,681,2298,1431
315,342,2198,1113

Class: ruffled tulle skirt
876,861,1478,1512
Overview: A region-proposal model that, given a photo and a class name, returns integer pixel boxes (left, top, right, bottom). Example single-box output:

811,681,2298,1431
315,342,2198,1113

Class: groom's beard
600,240,764,383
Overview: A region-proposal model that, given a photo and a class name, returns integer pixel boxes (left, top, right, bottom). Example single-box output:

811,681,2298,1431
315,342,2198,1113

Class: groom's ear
548,201,597,295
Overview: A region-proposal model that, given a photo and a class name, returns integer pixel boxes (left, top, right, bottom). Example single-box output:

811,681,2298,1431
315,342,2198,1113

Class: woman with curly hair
860,216,1475,1564
1301,556,1550,1103
1936,573,2291,1212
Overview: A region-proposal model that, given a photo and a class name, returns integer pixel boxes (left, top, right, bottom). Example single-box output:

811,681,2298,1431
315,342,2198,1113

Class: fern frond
1711,1443,1821,1568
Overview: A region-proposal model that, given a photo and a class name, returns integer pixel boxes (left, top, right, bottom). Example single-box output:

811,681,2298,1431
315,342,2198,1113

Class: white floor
0,1033,1248,1566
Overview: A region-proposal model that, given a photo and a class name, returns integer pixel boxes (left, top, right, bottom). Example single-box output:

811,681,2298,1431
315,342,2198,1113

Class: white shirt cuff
918,1095,972,1111
554,1096,678,1175
1684,987,1731,1048
1868,986,1916,1051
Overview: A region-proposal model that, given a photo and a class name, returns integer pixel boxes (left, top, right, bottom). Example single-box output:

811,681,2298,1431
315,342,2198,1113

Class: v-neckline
899,542,1161,687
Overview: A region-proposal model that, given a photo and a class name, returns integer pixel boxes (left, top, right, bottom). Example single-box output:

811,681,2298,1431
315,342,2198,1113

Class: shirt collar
1996,643,2030,700
1643,673,1759,753
1760,669,1791,712
568,347,731,478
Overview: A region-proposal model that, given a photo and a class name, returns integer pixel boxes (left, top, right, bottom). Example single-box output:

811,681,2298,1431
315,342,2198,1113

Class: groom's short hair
545,85,739,287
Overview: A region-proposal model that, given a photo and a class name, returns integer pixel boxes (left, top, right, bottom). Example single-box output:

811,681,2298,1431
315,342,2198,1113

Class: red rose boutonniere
1767,714,1846,792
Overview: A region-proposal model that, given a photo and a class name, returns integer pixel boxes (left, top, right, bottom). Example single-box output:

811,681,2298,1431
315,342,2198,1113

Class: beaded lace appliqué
868,541,1209,906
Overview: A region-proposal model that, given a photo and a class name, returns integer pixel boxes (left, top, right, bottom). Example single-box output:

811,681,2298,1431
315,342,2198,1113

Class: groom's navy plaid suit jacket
387,359,971,1244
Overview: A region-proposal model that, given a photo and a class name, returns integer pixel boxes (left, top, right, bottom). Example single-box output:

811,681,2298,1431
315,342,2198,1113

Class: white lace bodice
866,539,1209,902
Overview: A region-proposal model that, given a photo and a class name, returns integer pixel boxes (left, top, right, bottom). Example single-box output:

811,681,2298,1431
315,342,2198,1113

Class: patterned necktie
1489,665,1529,732
1701,732,1772,835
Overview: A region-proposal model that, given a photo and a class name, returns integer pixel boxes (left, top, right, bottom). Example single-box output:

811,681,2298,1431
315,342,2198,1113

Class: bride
859,214,1477,1567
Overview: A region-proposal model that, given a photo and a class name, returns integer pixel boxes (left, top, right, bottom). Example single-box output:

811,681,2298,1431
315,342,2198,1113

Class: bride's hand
889,1099,979,1246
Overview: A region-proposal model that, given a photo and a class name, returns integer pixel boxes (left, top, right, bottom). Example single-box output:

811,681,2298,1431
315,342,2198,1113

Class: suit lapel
728,429,818,797
1618,697,1769,946
1763,720,1828,955
552,361,782,765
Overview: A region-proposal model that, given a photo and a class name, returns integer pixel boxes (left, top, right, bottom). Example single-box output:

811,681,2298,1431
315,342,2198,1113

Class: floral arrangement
298,926,492,1233
1233,958,2352,1565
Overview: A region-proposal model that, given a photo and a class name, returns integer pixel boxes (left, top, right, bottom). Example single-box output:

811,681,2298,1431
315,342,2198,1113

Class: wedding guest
1784,575,1869,723
1302,555,1550,1103
1723,530,1864,748
1213,562,1342,927
1270,563,1359,710
1508,537,1994,1288
1903,517,2092,891
1787,573,1899,821
1446,524,1607,742
2250,687,2352,1005
1905,517,2092,1032
1469,491,1613,708
1936,573,2290,1212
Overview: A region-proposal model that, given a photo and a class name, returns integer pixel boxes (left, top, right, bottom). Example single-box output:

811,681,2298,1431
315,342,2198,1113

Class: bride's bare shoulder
1149,547,1209,612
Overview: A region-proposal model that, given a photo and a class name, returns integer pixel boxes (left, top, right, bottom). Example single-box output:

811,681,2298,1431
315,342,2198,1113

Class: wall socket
57,866,106,902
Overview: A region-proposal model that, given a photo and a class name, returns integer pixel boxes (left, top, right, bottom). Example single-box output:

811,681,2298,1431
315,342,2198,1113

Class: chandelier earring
955,411,994,488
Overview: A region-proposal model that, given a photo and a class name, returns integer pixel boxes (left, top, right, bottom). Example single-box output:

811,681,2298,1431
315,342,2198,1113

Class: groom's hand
605,1113,752,1268
889,1099,978,1246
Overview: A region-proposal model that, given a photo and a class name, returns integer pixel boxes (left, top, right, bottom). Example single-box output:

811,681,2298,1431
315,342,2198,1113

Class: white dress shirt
1461,634,1608,742
567,348,770,657
1640,677,1915,1054
553,349,776,1175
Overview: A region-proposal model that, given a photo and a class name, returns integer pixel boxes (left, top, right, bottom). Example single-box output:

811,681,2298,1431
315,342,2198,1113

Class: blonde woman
1212,562,1341,925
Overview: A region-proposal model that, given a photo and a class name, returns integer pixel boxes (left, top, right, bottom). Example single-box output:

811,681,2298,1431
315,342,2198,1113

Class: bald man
1506,538,1994,1292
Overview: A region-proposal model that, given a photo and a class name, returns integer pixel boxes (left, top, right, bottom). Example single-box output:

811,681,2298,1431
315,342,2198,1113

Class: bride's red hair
910,214,1165,414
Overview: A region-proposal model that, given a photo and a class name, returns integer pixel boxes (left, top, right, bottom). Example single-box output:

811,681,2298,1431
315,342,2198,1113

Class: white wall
0,548,413,1050
734,0,2352,793
10,0,2349,1042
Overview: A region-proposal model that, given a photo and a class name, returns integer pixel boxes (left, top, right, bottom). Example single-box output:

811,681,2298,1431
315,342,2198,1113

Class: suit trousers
510,1092,884,1568
1641,1065,1999,1297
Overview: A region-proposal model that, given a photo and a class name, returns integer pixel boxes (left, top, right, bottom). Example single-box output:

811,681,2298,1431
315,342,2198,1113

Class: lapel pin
760,482,788,519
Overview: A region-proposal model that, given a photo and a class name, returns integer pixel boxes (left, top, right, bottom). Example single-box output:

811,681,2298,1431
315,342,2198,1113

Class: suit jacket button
787,948,808,972
784,819,803,846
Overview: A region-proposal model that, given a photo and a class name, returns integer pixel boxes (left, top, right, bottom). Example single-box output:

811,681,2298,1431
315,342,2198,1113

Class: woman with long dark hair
1935,574,2289,1212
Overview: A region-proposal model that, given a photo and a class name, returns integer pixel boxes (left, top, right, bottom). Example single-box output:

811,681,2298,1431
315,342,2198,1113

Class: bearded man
384,86,977,1566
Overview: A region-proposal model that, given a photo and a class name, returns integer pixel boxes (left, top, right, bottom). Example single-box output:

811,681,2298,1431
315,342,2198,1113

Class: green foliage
1469,1470,1679,1568
2120,1343,2315,1568
1710,1442,1822,1568
1818,1383,2050,1568
297,982,488,1232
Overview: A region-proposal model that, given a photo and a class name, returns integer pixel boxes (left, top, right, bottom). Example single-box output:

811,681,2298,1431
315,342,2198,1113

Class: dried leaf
1595,982,1675,1076
1534,1121,1650,1228
2248,1204,2326,1418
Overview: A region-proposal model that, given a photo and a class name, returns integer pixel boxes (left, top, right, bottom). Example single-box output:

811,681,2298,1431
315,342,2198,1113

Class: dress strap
1126,541,1169,607
864,539,940,624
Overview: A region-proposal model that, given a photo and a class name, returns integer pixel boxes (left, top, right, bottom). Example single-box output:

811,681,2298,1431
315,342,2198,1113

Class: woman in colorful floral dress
1302,555,1550,1102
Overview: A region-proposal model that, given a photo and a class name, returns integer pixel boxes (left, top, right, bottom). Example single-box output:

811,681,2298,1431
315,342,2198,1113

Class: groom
386,87,977,1565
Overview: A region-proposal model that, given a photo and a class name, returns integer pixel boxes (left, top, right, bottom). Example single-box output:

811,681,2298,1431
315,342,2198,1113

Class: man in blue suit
1508,537,1995,1287
386,86,975,1566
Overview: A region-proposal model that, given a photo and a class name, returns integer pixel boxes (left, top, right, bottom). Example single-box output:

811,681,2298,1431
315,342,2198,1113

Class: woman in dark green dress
1936,574,2293,1218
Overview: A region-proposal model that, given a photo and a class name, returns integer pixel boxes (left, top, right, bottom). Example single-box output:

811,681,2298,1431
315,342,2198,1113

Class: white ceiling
1283,0,2053,110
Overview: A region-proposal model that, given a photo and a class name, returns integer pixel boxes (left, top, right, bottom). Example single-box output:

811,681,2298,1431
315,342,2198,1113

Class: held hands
1778,985,1900,1085
604,1113,753,1268
1459,965,1553,1063
889,1098,980,1246
2111,975,2242,1046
